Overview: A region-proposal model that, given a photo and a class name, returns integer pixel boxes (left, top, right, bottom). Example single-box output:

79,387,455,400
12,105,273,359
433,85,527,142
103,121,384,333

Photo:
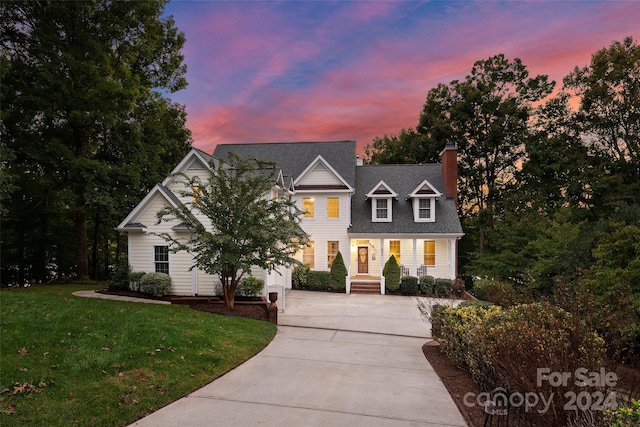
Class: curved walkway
75,290,466,426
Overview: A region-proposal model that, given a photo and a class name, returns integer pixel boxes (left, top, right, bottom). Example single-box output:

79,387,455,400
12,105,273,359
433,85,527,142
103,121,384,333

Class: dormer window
409,180,441,223
367,180,397,223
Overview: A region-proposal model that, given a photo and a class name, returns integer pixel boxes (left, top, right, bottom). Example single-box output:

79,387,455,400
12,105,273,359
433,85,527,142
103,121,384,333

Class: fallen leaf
18,347,28,356
102,347,111,352
19,368,28,372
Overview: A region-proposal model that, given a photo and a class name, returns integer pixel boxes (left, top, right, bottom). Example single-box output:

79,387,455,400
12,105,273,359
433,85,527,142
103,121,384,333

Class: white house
117,140,464,297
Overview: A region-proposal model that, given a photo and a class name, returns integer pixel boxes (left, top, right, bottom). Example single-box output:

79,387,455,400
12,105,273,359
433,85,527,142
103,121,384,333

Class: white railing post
380,276,385,295
346,267,351,294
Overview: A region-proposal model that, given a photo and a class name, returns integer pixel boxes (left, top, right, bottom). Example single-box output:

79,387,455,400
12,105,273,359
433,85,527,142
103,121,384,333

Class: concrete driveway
130,290,466,427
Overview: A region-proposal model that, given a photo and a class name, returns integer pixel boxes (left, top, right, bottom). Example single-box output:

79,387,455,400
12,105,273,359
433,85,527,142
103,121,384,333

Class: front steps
350,281,381,294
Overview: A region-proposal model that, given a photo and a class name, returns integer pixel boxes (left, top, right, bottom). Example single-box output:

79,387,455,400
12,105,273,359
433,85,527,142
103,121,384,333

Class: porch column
450,239,457,280
379,238,385,264
413,238,418,276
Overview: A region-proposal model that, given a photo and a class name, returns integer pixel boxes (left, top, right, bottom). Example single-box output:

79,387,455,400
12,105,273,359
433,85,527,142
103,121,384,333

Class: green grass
0,284,276,426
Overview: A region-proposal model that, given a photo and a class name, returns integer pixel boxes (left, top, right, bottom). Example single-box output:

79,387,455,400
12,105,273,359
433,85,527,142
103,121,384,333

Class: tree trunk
75,210,89,280
91,212,100,280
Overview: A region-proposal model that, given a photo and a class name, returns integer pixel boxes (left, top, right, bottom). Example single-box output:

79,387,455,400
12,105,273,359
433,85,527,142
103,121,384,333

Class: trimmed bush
292,264,310,289
457,300,496,310
382,255,400,292
419,275,435,296
434,278,453,298
139,272,172,297
238,276,264,297
306,270,331,291
400,276,419,295
330,252,347,292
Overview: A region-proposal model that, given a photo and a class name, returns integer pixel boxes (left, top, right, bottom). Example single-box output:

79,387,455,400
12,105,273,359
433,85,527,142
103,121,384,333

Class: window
389,240,401,264
373,198,392,222
154,246,169,274
414,198,435,222
328,241,339,268
303,241,315,269
303,198,314,218
423,241,435,266
418,199,431,219
191,185,200,204
327,197,339,219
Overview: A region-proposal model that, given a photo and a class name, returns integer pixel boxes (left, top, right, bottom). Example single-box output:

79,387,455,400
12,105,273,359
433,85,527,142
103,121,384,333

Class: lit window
328,241,339,268
389,240,401,265
191,185,200,204
423,241,435,266
303,198,314,218
327,197,339,219
154,246,169,274
303,241,315,269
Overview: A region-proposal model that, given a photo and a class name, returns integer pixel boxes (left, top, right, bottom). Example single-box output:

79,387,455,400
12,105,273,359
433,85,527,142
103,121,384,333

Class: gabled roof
162,148,216,187
409,180,442,198
350,164,463,235
116,184,183,231
213,141,357,189
294,154,354,191
366,180,398,198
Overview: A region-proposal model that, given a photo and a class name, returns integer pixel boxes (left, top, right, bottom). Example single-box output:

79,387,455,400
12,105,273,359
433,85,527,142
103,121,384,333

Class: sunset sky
163,0,640,155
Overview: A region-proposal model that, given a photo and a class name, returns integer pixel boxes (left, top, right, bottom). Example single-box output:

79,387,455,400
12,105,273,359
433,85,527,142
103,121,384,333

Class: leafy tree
1,0,188,280
156,154,309,308
563,36,640,214
365,128,439,165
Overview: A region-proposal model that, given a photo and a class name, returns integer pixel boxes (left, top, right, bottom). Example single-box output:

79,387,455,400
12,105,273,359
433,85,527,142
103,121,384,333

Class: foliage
418,275,435,296
305,271,331,291
139,273,171,297
108,262,132,291
329,252,347,292
156,153,308,307
0,284,275,426
382,255,400,292
433,278,453,298
604,398,640,427
400,276,418,295
471,278,515,306
1,1,190,281
457,300,496,310
292,264,310,289
129,272,147,292
237,276,265,297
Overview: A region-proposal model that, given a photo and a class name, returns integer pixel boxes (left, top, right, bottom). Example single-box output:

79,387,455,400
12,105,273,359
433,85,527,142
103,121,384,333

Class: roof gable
409,180,442,198
366,180,398,198
294,155,353,191
162,148,216,187
117,184,181,231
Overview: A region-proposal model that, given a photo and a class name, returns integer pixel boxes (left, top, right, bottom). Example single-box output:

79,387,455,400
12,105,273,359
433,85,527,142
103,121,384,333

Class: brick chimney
440,143,458,207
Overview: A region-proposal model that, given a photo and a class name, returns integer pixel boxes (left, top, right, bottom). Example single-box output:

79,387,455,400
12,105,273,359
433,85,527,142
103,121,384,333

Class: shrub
382,255,400,292
457,300,496,310
400,276,418,295
306,270,331,291
329,252,347,292
292,264,310,289
108,261,131,291
419,275,435,296
129,272,146,292
237,276,264,297
434,278,453,298
472,278,515,306
139,272,172,297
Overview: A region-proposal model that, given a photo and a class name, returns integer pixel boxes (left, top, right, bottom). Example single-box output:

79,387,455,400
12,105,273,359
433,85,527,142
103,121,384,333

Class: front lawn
0,284,276,426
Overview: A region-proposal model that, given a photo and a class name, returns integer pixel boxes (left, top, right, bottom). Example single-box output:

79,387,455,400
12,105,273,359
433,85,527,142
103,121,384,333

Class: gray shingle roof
349,164,463,235
213,141,357,188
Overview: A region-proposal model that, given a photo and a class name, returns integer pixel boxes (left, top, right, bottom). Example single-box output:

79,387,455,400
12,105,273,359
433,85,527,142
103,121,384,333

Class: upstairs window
413,198,435,222
302,198,315,218
373,198,392,222
327,197,339,219
154,246,169,274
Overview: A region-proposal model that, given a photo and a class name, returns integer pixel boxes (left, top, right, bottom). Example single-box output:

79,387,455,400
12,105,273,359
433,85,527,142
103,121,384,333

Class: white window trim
372,197,392,222
413,197,436,222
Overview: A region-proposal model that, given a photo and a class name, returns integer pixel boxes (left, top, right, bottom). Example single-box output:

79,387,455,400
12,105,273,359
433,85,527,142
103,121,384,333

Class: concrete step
350,281,381,294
